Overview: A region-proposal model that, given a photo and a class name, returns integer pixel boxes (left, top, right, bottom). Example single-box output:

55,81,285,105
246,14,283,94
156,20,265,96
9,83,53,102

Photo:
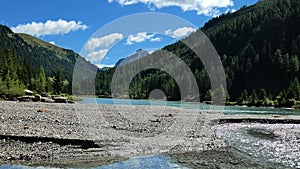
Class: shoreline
0,101,299,168
91,96,300,110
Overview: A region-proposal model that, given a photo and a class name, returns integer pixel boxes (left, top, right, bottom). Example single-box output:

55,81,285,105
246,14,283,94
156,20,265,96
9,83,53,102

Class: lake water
81,97,300,115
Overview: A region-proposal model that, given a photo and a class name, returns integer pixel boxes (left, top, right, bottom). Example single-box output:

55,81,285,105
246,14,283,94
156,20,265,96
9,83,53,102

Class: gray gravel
0,101,226,167
2,101,296,168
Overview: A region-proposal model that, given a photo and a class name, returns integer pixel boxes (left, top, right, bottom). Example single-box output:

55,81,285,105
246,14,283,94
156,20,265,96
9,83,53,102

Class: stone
34,94,42,102
295,132,300,139
24,89,34,96
230,160,240,165
37,108,46,113
68,100,75,104
17,96,35,102
41,92,50,98
41,97,54,103
53,97,68,103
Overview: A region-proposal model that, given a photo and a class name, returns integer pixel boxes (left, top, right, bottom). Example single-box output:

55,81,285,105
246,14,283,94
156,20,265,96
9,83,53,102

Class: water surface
81,98,300,115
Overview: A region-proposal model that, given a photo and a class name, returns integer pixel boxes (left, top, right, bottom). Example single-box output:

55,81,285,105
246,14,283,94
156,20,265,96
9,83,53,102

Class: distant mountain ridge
115,49,149,67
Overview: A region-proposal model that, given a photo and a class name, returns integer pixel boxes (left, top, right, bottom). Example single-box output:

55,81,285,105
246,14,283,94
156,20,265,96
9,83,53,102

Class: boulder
33,94,42,102
9,97,18,101
17,96,35,102
68,100,75,104
41,92,51,98
24,89,34,96
1,95,7,100
53,96,68,103
41,97,54,103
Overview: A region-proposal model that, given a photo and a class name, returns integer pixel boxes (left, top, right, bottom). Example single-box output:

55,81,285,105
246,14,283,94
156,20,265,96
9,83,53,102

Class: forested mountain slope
0,25,97,97
95,0,300,107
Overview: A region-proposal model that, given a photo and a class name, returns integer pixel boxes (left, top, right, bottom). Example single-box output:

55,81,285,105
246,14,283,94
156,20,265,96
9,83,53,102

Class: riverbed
0,101,299,168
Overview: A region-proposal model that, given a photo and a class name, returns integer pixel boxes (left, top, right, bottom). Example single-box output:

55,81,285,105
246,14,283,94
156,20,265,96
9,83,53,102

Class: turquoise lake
81,97,300,116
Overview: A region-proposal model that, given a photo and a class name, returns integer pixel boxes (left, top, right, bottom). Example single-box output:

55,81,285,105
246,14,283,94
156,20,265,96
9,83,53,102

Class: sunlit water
216,124,300,168
0,156,186,169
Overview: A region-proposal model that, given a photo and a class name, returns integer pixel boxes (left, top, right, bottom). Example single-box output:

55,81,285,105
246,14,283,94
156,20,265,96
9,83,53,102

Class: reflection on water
96,156,184,169
216,124,300,168
0,156,185,169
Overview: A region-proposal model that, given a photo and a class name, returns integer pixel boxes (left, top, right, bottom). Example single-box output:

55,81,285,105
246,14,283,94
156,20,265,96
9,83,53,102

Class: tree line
93,0,300,107
0,48,71,99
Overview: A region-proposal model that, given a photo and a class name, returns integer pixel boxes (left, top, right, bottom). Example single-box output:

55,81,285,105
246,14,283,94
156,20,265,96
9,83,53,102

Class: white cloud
86,33,124,51
49,41,55,45
108,0,233,16
96,64,115,69
86,49,108,62
225,8,236,13
165,27,197,39
11,19,87,37
150,37,161,42
126,32,155,45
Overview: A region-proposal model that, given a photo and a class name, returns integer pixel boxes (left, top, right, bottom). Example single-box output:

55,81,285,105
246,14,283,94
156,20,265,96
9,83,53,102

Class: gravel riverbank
0,101,299,168
0,101,226,167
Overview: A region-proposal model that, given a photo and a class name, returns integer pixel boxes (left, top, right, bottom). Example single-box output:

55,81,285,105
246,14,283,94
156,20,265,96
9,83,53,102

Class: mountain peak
115,49,149,67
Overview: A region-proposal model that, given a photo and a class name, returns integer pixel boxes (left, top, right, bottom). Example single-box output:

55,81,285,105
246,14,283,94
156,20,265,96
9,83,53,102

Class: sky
0,0,258,68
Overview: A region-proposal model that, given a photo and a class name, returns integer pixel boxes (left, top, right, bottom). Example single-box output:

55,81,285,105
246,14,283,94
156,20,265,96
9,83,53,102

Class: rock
34,94,42,102
1,95,7,100
37,108,46,113
41,92,50,98
66,129,72,134
17,96,35,102
24,125,29,129
24,89,34,96
68,100,75,104
41,97,54,103
53,97,68,103
9,97,18,101
230,160,240,165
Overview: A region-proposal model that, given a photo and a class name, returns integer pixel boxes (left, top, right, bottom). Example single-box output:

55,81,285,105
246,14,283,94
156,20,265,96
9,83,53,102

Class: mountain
0,25,97,96
115,49,149,67
0,25,97,80
95,0,300,107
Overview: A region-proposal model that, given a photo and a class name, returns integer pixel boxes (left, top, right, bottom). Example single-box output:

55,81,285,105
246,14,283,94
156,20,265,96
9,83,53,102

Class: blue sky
0,0,258,68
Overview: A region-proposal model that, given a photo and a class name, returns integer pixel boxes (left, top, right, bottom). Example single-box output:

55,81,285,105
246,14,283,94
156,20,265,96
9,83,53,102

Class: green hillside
95,0,300,107
0,25,97,98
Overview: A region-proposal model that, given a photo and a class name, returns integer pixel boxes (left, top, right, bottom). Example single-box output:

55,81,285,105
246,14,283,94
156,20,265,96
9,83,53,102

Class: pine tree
53,69,63,94
287,78,300,100
37,67,47,93
237,89,248,105
249,90,259,106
